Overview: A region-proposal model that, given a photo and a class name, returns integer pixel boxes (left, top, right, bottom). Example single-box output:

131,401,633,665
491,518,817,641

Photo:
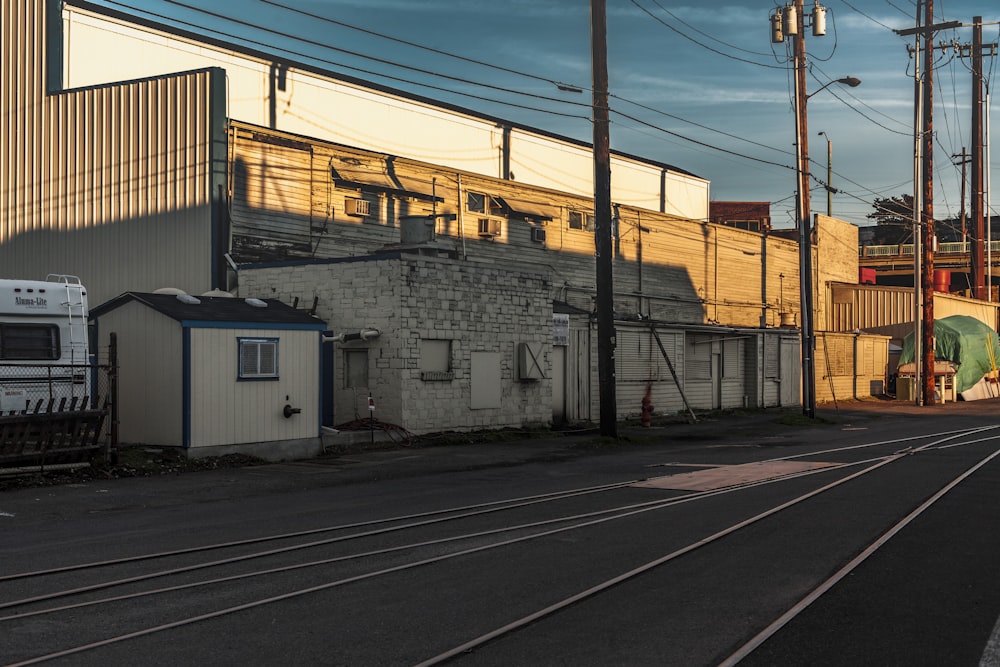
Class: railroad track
2,426,999,665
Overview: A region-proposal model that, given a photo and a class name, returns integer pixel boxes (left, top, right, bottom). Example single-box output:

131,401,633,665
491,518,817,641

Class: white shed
90,292,327,460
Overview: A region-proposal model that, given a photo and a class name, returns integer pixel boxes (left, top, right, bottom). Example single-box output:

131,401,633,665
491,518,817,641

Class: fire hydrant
641,386,654,427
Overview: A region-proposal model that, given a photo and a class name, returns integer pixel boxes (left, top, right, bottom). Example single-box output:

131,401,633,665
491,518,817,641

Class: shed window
239,338,278,379
0,323,60,360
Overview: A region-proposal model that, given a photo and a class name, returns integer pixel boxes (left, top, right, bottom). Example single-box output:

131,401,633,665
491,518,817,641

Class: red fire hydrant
641,385,654,427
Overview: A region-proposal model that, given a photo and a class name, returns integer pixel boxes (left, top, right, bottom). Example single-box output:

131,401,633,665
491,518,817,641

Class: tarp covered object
899,315,1000,394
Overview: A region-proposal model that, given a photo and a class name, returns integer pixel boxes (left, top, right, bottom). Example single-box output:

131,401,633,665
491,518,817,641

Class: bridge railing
860,240,1000,258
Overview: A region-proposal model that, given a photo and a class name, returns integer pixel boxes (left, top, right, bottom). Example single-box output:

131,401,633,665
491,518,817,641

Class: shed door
781,336,800,407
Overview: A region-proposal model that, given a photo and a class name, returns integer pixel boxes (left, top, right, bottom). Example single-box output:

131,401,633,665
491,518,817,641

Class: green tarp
899,315,1000,394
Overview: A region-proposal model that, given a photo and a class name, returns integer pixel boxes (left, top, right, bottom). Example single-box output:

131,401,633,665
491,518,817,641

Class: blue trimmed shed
90,292,327,460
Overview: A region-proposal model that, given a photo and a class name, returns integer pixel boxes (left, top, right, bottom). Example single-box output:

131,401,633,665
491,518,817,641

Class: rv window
238,338,279,379
0,323,60,360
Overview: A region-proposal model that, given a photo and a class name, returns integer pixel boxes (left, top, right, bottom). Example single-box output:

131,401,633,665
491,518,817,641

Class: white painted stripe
981,613,1000,667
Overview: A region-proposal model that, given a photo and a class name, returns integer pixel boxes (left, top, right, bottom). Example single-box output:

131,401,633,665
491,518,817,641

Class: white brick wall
240,254,552,434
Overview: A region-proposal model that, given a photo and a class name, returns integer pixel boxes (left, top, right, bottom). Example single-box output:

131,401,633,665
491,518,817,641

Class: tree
866,194,914,245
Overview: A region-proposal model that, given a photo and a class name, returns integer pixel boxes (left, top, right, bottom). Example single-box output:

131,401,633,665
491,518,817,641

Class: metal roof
90,292,325,326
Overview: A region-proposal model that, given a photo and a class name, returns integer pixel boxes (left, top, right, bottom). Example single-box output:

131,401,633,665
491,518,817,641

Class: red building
709,201,772,233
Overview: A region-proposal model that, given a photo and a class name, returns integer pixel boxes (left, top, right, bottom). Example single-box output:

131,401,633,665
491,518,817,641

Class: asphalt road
2,399,1000,666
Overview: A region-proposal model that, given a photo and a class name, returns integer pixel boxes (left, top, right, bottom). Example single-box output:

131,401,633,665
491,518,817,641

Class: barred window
239,338,278,379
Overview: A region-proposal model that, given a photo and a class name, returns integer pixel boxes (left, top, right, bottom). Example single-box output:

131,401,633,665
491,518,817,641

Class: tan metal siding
815,332,890,402
188,328,318,448
231,133,315,247
95,302,183,446
1,0,221,305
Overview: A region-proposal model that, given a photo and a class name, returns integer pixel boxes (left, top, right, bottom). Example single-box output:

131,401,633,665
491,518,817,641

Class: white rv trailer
0,275,90,413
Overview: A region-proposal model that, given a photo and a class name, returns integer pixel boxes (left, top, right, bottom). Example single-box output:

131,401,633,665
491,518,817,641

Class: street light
807,76,861,99
817,131,833,216
772,3,861,418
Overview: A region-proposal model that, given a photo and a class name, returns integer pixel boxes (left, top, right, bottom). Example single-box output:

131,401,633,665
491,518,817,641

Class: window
722,338,744,379
0,323,59,360
420,339,453,381
466,192,504,216
685,335,712,380
344,349,369,388
569,211,595,231
238,338,278,379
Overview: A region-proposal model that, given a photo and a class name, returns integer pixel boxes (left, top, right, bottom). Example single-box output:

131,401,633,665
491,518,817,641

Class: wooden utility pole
591,0,617,437
921,0,936,406
793,0,816,418
972,17,985,300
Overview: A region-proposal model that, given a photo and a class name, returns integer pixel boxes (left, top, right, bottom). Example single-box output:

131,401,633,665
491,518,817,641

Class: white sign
552,314,569,347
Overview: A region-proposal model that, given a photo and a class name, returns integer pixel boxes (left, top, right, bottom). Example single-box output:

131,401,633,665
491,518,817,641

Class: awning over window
331,161,442,202
498,196,557,221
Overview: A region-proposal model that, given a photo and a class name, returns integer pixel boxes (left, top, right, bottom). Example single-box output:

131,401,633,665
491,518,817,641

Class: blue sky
89,1,999,231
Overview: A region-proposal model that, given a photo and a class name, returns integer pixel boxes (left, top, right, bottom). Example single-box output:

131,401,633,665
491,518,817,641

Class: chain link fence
0,350,117,467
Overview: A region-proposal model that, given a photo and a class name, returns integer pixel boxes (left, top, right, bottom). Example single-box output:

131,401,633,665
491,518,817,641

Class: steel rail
5,426,997,665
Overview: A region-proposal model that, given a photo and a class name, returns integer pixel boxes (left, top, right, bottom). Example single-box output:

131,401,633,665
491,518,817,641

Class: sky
85,0,1000,233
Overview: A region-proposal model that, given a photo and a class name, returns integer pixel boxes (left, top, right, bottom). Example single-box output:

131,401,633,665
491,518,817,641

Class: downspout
457,173,467,259
659,168,667,213
637,211,643,297
500,124,512,180
714,226,720,322
853,332,860,399
760,230,769,328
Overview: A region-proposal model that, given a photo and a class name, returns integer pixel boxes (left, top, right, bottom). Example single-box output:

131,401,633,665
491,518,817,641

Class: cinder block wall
240,253,552,434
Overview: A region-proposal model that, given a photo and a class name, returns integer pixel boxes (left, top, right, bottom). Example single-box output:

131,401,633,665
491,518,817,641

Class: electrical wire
101,0,591,121
640,0,777,58
258,0,587,95
628,0,788,70
158,0,589,108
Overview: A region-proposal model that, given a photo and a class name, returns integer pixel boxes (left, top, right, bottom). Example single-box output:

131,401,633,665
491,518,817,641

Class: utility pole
591,0,617,437
771,0,830,419
792,0,816,418
972,17,986,300
921,0,936,407
911,6,924,407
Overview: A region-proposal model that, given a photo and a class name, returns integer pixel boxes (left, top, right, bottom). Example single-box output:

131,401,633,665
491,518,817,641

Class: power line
258,0,587,94
104,0,591,120
628,0,787,69
609,95,795,159
640,0,777,58
156,0,589,108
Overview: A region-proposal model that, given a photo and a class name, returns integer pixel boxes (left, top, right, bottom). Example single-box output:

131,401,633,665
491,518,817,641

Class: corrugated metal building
2,0,830,435
1,2,228,302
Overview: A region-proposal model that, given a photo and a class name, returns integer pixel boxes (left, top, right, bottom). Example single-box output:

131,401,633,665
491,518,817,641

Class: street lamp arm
807,76,861,99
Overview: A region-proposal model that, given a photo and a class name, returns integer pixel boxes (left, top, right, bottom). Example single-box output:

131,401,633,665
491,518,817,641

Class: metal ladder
47,274,88,364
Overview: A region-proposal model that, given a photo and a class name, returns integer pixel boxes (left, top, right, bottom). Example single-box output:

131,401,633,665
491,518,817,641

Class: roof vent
176,294,201,305
244,298,268,308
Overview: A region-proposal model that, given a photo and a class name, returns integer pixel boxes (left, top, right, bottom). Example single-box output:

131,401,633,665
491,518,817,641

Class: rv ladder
48,275,87,364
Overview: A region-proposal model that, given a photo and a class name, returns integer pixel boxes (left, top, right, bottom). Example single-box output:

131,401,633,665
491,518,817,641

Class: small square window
569,211,595,231
239,338,278,379
467,192,503,216
420,339,454,381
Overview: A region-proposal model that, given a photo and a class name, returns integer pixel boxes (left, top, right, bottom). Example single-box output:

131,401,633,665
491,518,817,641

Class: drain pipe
323,329,381,343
